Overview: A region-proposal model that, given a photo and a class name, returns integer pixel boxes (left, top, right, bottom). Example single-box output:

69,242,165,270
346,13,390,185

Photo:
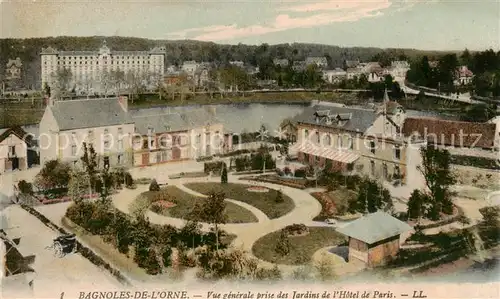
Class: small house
336,211,412,267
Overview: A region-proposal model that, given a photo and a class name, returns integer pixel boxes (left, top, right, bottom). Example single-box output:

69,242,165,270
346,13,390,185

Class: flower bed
246,186,269,193
152,200,176,209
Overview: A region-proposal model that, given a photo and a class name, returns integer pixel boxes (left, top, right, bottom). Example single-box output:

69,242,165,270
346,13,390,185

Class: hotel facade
40,42,166,93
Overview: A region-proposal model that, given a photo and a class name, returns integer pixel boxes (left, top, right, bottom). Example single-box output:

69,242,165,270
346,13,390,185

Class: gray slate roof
50,98,133,131
130,107,220,135
294,105,378,133
336,211,412,244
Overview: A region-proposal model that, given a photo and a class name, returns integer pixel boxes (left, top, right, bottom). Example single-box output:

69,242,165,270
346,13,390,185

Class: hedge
415,206,465,230
19,204,132,286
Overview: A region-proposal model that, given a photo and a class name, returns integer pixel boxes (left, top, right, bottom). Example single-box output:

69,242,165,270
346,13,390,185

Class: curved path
111,174,322,272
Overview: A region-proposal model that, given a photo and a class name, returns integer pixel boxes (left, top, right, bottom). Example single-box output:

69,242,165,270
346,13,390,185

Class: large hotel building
40,41,166,93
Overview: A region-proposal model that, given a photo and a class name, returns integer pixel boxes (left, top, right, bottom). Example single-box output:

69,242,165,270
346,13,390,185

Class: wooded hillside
0,36,453,88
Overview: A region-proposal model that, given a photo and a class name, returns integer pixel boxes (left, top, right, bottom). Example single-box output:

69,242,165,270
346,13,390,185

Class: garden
184,182,295,219
135,185,259,223
251,225,347,265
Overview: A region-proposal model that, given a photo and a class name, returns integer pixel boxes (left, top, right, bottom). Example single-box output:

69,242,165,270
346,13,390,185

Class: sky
0,0,499,51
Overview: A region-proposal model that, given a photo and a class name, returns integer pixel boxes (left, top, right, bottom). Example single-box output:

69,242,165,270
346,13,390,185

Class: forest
0,36,452,89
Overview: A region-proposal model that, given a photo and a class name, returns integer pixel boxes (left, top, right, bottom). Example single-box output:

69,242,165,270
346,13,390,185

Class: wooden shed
336,211,412,267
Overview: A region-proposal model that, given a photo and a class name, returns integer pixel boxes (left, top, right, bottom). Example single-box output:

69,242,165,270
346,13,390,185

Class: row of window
369,160,401,179
305,130,401,160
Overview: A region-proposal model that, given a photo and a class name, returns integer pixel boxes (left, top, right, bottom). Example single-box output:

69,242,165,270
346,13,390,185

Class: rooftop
402,117,496,149
49,98,133,131
336,211,413,244
294,105,378,133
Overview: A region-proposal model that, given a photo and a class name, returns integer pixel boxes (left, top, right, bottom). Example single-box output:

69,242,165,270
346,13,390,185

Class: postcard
0,0,499,298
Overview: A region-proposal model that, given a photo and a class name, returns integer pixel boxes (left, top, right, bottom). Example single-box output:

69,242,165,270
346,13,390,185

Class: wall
296,123,406,182
0,133,28,173
38,106,59,166
405,140,427,190
367,236,400,267
57,123,135,168
348,237,368,264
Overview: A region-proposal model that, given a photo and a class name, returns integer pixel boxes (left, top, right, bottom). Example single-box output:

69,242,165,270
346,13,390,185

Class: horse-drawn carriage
46,233,77,258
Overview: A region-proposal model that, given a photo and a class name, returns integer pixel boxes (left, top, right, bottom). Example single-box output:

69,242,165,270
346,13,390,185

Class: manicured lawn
142,186,258,223
252,227,347,265
184,182,295,219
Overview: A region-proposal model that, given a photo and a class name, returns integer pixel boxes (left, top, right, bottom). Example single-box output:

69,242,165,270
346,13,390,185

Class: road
1,205,122,298
398,80,481,104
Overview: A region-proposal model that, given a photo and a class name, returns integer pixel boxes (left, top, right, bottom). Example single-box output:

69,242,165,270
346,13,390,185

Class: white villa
38,97,135,168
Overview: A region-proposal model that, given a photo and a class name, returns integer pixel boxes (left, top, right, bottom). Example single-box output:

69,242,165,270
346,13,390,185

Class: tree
68,171,90,204
34,159,71,191
80,142,98,195
355,178,392,214
275,190,284,203
191,191,227,250
149,179,160,191
418,146,456,219
52,68,73,93
221,165,228,184
407,189,428,221
275,230,290,256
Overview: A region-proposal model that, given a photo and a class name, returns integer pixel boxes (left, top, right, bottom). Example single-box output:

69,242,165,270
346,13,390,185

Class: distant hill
0,36,454,89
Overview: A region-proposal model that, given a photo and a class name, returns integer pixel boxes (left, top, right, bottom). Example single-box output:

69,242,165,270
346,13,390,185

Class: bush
204,161,226,174
124,172,134,188
275,190,284,203
18,180,33,195
283,223,309,236
149,179,160,191
294,168,307,178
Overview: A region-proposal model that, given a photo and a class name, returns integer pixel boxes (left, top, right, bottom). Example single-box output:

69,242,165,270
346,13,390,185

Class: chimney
118,96,128,112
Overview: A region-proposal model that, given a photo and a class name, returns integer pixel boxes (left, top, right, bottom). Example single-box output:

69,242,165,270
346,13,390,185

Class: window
118,139,123,151
104,128,109,134
337,135,343,149
117,154,123,165
394,165,401,178
104,140,110,150
118,127,123,135
8,146,15,156
196,134,201,144
383,163,388,179
370,140,376,154
71,144,77,156
304,129,309,141
349,136,354,150
370,160,375,176
394,145,401,160
103,156,110,168
323,134,331,146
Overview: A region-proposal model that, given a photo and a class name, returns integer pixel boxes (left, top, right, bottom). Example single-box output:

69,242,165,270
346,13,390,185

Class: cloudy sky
1,0,498,51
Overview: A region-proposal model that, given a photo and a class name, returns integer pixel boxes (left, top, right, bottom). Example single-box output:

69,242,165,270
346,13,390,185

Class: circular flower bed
152,200,176,209
246,186,270,193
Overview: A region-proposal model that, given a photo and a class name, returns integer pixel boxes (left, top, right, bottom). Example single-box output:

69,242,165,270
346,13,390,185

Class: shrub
294,168,307,178
283,223,308,235
18,180,33,195
204,161,226,174
221,166,228,184
275,231,290,256
283,167,292,175
275,190,284,203
124,172,134,188
149,179,160,191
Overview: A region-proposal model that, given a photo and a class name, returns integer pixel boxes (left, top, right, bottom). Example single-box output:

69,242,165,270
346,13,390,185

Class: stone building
40,41,166,93
336,211,412,267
